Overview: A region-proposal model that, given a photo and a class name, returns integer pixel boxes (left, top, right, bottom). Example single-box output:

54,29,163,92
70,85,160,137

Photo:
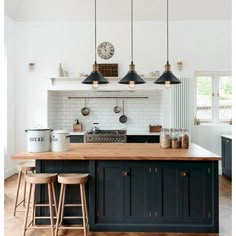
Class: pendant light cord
131,0,133,64
167,0,169,64
95,0,97,64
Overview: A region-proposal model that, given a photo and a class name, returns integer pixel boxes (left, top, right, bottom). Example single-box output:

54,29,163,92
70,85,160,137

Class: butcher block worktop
12,143,221,161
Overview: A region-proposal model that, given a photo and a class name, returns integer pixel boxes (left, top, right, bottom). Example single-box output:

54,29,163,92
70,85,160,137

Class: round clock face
97,42,115,60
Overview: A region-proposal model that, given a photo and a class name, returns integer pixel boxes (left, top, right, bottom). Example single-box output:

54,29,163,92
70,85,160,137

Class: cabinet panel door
96,161,124,223
182,165,212,224
224,139,232,174
124,165,153,223
154,165,182,223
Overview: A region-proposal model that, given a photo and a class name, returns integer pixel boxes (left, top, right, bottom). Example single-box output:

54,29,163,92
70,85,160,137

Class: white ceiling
5,0,231,22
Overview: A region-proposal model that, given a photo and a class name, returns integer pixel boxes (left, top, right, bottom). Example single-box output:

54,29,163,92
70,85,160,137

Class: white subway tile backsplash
48,90,166,132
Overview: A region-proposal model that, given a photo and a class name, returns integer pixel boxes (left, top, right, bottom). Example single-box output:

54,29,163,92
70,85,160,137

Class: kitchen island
13,143,221,233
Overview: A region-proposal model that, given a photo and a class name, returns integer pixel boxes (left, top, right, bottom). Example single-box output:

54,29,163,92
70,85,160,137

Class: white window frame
194,71,232,125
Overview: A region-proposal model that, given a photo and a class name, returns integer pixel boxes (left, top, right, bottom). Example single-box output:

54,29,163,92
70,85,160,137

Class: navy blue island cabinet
221,137,232,178
36,160,219,233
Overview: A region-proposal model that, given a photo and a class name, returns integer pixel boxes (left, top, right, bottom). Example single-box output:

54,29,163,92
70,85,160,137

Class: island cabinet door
222,137,232,177
181,164,213,224
124,164,154,223
153,164,182,223
95,161,125,223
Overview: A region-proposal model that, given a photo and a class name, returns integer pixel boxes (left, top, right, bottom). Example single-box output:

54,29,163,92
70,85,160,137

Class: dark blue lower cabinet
222,137,232,178
91,161,219,233
36,160,219,233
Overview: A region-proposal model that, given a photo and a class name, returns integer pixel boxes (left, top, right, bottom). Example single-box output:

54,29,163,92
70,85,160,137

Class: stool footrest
35,204,56,207
35,216,57,219
58,225,85,230
64,204,82,207
62,216,83,219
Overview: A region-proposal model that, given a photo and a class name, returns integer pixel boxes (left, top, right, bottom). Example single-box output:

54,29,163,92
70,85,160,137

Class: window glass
219,76,232,122
196,76,212,122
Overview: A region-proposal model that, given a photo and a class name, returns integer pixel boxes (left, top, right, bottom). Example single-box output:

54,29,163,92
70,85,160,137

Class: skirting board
4,167,17,179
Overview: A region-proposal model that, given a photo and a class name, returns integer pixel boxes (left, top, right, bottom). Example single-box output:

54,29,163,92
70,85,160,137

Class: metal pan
113,99,121,113
119,100,127,123
81,99,90,116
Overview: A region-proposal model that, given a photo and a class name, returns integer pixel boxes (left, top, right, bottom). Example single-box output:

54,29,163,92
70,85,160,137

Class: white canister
51,130,70,152
25,128,52,153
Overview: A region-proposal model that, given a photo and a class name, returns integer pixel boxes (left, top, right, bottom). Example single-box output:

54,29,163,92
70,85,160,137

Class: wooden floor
4,174,232,236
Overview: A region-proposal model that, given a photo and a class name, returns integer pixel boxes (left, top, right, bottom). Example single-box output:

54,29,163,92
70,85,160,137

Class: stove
85,130,127,143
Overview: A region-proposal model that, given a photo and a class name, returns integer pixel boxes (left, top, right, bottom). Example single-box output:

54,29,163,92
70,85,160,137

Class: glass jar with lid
160,128,170,149
171,129,180,148
181,129,189,148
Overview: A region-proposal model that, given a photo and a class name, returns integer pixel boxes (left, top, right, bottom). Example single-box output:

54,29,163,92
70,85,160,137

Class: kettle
92,123,100,133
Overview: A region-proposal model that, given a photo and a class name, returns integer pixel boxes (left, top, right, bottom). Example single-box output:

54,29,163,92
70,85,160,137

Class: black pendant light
82,0,109,88
154,0,181,88
119,0,145,89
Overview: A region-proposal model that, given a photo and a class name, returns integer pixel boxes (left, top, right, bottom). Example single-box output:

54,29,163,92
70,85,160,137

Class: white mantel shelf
49,77,165,91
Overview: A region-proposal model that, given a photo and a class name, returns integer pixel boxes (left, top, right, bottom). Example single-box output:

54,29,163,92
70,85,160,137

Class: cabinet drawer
127,135,160,143
70,135,84,143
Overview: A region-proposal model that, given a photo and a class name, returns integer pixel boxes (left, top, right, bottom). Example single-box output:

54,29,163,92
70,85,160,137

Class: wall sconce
28,63,35,72
177,61,183,71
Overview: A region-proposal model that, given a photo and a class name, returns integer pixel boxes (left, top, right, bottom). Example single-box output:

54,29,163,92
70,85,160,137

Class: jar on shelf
160,128,170,149
171,129,180,149
178,128,183,148
181,129,189,149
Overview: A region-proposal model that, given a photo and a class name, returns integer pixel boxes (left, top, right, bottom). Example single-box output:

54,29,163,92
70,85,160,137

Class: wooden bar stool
22,173,58,236
13,161,35,216
55,173,89,236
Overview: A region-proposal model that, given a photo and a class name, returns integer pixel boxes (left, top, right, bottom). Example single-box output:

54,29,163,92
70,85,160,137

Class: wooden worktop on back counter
12,143,221,161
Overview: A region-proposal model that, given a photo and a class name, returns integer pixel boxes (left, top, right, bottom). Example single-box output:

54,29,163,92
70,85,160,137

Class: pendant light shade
82,64,108,88
154,62,181,87
119,63,145,88
82,0,109,88
154,0,181,88
119,0,145,88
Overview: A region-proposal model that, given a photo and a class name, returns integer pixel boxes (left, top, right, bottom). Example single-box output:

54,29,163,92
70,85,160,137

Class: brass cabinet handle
122,171,129,177
180,171,188,177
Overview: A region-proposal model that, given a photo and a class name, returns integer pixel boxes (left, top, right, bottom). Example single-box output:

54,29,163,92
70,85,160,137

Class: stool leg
59,184,66,225
22,183,32,236
23,171,27,207
30,184,36,226
13,171,23,216
51,183,58,216
48,183,55,236
55,184,64,236
82,184,88,227
80,184,87,236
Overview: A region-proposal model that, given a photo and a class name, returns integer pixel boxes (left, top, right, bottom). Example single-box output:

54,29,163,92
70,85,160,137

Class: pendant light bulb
128,81,135,89
92,80,99,89
164,80,171,89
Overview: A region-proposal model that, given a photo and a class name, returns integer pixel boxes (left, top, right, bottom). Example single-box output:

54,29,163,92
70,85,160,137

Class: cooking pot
119,100,128,123
51,130,70,152
81,99,90,116
113,99,121,113
25,128,52,153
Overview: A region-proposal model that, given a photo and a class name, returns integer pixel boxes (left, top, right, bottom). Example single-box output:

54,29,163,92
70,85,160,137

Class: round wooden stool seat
26,173,57,184
17,161,35,172
58,173,89,185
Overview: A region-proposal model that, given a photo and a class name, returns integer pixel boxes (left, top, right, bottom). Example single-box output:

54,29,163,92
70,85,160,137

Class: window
195,72,232,124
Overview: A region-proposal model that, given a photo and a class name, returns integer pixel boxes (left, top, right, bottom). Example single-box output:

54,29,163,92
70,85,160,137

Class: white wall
4,16,17,178
11,20,231,154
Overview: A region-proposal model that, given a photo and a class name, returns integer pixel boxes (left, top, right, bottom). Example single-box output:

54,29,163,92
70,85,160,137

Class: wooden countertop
12,143,221,161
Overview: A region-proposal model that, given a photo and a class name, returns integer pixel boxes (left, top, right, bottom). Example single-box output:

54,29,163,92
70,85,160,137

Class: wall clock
97,42,115,60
